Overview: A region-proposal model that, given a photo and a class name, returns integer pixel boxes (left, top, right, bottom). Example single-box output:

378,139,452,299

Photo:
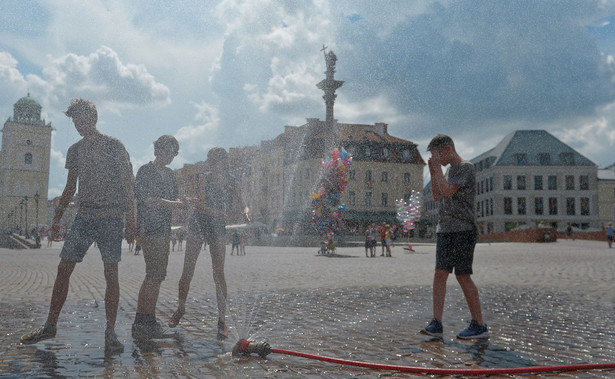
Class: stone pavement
1,239,614,378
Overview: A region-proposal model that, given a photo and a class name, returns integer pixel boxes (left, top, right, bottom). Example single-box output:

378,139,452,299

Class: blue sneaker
457,320,489,339
420,318,443,338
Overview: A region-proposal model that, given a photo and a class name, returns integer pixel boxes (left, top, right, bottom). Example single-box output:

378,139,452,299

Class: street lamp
34,192,40,247
24,196,29,239
19,200,24,236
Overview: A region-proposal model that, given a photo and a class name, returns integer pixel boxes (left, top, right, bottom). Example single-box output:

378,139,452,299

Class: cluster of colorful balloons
311,148,352,236
396,190,421,232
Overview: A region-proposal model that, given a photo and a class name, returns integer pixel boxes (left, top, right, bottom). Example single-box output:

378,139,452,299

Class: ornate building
175,50,425,234
1,95,53,235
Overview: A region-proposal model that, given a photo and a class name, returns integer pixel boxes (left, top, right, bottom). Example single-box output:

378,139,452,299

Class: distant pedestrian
231,229,240,255
384,224,393,257
20,99,135,354
420,134,488,340
606,222,614,248
566,224,574,240
171,232,177,251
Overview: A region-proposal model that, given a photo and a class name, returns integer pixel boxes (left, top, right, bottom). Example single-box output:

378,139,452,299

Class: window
381,192,388,207
381,172,388,182
364,192,372,206
517,176,526,190
549,198,558,215
566,197,575,215
515,153,527,165
535,197,544,215
534,176,543,190
518,197,526,215
504,175,512,190
365,170,372,182
489,177,493,191
381,147,391,159
504,197,513,215
565,175,574,190
403,173,411,183
580,175,589,190
548,175,557,190
580,197,590,216
364,146,372,157
560,153,574,165
348,191,356,206
538,153,550,165
490,198,493,215
349,170,356,180
25,153,33,164
401,149,412,161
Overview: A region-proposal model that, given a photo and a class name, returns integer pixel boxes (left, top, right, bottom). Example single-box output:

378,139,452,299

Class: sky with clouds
1,0,615,198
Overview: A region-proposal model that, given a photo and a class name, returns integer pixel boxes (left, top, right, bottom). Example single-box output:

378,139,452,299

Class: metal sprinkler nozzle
232,339,272,358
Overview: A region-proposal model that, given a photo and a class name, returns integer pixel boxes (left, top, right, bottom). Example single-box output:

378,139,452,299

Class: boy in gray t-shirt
21,99,136,354
420,134,489,340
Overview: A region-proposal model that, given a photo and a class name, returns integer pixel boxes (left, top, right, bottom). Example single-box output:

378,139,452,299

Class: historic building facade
597,164,615,227
175,50,425,234
1,95,53,234
471,130,599,233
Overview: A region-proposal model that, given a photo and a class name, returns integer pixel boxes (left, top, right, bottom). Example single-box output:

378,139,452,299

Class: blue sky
1,0,615,198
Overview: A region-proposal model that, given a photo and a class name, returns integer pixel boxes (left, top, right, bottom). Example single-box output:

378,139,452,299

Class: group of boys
20,99,248,354
20,99,488,356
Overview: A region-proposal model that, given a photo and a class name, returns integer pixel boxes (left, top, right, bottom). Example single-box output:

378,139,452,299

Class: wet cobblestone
1,240,614,378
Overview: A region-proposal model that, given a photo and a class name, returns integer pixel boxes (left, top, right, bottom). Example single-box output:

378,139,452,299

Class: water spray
233,339,615,376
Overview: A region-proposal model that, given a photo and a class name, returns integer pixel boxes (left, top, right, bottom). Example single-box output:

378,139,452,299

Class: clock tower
0,94,53,237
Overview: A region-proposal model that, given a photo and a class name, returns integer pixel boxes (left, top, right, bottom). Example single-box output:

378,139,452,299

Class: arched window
25,153,33,164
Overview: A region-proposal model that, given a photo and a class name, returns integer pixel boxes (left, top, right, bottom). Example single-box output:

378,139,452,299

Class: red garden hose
234,339,615,376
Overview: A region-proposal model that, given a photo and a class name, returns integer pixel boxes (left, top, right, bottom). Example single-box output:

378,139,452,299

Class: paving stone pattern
0,239,614,378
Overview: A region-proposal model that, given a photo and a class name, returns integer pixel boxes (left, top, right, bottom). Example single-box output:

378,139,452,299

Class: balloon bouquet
396,190,421,251
311,148,352,253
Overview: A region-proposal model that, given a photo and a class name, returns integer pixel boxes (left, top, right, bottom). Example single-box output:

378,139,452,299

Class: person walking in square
20,99,136,353
606,222,614,248
167,147,249,339
420,134,489,340
131,135,184,340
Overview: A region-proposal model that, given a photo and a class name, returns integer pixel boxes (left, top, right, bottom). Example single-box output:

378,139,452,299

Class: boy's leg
432,269,449,321
103,262,120,330
47,259,77,324
456,274,483,325
209,237,228,339
169,235,202,327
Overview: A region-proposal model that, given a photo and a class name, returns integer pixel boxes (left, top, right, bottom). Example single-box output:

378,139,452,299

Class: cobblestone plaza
1,239,614,377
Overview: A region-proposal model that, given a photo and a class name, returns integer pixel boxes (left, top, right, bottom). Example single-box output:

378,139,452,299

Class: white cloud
174,101,220,157
40,46,171,111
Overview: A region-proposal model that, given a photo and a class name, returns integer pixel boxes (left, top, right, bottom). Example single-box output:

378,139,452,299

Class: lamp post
19,201,24,236
24,196,29,239
34,192,40,247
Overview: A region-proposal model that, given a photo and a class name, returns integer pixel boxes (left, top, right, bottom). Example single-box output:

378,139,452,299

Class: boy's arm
51,169,78,239
429,159,459,200
122,162,136,244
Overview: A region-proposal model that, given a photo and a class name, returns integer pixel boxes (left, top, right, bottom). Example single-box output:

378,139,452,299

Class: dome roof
13,93,42,122
15,95,41,108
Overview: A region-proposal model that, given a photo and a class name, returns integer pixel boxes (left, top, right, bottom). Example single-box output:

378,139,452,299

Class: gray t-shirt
437,161,477,233
66,134,132,219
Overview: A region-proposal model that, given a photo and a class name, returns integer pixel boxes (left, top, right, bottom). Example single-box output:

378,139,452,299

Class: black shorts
435,231,477,275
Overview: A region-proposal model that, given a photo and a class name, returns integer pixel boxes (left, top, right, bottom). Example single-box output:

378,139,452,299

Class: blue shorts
435,231,477,275
60,215,124,263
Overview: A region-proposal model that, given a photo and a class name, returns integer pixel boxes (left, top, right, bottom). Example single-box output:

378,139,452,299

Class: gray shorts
60,215,124,263
435,231,477,275
141,234,170,280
